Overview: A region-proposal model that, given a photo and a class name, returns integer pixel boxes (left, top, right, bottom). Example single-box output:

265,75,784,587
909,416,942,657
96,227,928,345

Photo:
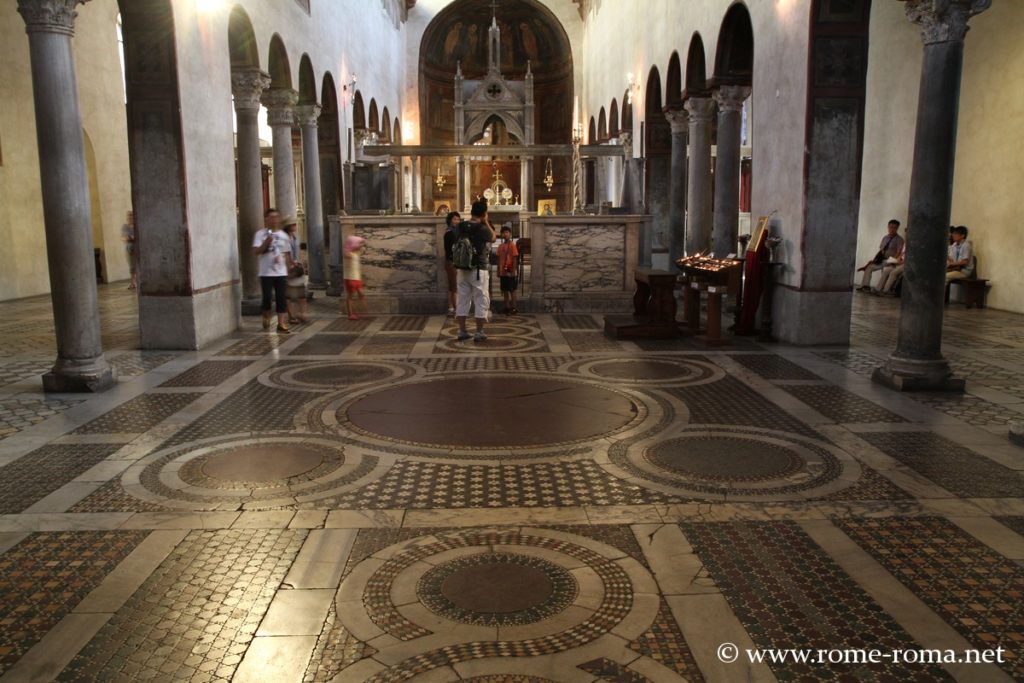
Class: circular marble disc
590,359,694,381
441,561,554,614
647,436,802,482
345,377,638,447
202,445,325,481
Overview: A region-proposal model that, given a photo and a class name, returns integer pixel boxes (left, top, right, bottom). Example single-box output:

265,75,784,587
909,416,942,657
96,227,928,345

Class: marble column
712,85,750,257
684,97,715,255
521,156,534,210
410,156,421,213
262,88,299,220
665,107,688,264
231,67,271,304
18,0,115,392
296,104,326,288
873,0,990,392
456,156,466,212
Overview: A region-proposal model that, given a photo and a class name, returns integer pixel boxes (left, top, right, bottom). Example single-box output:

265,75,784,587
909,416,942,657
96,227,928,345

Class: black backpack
452,221,483,271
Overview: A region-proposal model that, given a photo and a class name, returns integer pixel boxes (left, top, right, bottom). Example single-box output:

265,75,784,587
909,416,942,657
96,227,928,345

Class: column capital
231,68,271,113
295,104,322,128
684,97,716,123
713,85,751,113
903,0,991,44
262,88,298,127
17,0,86,36
664,108,689,134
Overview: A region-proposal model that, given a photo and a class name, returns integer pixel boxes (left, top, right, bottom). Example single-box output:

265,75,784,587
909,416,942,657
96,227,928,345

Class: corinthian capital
619,131,633,158
17,0,86,36
262,88,298,127
714,85,751,113
903,0,992,44
231,68,271,113
684,97,716,124
295,104,322,128
664,108,689,134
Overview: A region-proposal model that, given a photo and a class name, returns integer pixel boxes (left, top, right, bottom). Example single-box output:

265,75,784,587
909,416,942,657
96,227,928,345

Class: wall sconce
543,158,554,191
626,72,639,105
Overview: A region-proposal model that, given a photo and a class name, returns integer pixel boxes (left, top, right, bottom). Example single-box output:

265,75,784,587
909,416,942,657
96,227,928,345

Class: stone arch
714,3,754,86
645,65,662,122
609,99,619,137
227,5,259,68
381,107,392,142
319,72,343,215
686,33,708,96
369,99,379,132
465,112,524,144
297,54,316,104
588,116,597,145
267,34,292,89
666,51,683,107
622,90,632,133
393,118,402,144
598,107,607,142
353,91,366,130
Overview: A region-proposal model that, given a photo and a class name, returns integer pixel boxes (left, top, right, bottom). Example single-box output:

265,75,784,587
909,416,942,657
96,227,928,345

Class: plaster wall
0,0,130,300
857,0,1024,313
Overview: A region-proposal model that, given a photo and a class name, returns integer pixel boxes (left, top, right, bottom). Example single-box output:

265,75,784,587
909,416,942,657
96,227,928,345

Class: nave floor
0,286,1022,682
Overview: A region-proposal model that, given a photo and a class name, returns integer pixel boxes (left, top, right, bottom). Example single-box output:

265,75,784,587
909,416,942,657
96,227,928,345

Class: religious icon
537,200,556,216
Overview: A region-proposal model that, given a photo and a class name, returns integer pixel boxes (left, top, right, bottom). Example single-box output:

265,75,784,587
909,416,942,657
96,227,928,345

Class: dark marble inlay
419,552,576,626
648,436,802,482
591,359,700,381
291,334,360,356
71,393,202,434
345,376,639,448
201,445,325,482
290,363,391,387
781,384,907,424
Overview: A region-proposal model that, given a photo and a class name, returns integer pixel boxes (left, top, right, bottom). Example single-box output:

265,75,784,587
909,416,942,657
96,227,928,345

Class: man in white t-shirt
252,209,294,333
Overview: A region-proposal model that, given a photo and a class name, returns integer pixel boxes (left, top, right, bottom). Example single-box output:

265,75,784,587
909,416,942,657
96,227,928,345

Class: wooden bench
944,256,989,308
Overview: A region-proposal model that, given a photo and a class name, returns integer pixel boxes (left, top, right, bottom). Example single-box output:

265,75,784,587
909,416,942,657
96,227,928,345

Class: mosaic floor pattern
0,284,1021,681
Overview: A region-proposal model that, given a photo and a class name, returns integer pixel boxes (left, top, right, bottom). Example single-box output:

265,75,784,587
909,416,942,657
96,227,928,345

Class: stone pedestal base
240,298,263,316
1010,421,1024,448
43,363,116,393
871,356,965,393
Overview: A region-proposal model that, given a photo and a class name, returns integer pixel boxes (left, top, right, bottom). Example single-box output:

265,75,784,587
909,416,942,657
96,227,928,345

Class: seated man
857,219,904,291
876,227,907,295
946,225,974,282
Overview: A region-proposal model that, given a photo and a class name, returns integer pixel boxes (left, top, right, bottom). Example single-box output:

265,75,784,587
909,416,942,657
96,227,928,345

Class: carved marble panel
357,226,437,292
544,225,626,292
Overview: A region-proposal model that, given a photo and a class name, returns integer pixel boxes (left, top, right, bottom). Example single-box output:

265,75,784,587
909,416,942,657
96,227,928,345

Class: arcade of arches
0,1,1022,681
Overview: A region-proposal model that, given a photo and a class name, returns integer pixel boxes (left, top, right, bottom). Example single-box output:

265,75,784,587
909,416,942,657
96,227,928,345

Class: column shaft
411,156,421,212
665,108,688,264
874,0,990,391
263,89,298,220
456,156,466,212
712,86,749,257
685,98,715,255
298,104,326,287
232,68,270,303
19,0,114,392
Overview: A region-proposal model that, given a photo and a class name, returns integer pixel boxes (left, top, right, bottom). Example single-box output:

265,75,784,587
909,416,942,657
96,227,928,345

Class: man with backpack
453,199,496,341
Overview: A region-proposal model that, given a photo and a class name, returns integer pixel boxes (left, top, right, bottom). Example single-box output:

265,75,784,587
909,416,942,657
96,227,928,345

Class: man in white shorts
454,200,496,342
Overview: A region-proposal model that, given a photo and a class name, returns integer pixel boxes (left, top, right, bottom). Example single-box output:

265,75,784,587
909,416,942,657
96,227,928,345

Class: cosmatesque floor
0,285,1022,682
